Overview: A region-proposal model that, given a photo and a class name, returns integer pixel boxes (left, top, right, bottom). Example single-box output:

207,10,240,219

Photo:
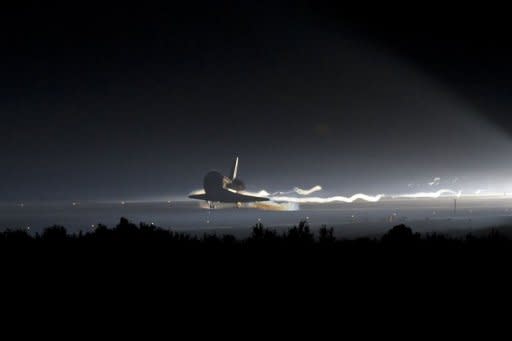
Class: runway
2,195,512,238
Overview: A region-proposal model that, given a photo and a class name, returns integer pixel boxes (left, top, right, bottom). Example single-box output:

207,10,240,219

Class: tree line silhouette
2,216,511,290
1,216,510,249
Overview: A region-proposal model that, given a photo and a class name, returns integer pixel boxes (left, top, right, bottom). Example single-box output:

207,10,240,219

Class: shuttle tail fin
230,156,239,180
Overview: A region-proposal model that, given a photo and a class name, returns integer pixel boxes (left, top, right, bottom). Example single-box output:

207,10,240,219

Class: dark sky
1,2,512,200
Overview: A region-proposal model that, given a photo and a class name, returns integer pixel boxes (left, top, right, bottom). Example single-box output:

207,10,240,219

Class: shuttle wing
224,190,269,203
188,189,269,203
188,193,208,200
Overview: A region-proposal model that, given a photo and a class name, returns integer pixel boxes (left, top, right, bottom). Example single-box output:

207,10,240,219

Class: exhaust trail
248,201,299,211
394,189,461,199
272,185,323,196
271,193,384,203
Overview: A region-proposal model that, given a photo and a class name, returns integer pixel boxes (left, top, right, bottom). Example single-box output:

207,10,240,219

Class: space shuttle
188,157,269,207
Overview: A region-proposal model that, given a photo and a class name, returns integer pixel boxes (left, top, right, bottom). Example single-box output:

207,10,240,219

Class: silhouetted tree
113,217,139,241
382,224,420,243
248,222,279,246
286,220,314,245
318,225,335,244
41,225,68,241
94,224,110,237
116,217,138,232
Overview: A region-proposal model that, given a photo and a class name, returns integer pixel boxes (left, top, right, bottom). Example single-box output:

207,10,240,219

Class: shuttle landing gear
208,201,215,209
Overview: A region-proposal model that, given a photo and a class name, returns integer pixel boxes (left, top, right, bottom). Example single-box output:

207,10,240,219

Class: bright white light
272,186,323,196
271,193,384,203
395,189,461,199
294,186,322,195
428,177,441,186
249,201,299,211
239,189,270,197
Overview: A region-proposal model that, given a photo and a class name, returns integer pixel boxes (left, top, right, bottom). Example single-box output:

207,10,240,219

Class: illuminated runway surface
2,197,512,238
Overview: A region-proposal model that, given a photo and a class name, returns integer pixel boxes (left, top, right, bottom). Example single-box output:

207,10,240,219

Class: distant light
19,203,24,208
26,226,31,231
151,222,155,225
91,224,95,228
121,201,125,205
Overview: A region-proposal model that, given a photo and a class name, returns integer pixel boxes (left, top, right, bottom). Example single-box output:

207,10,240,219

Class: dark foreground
2,217,511,321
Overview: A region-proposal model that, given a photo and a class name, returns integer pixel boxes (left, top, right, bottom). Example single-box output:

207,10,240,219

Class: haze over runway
2,3,512,233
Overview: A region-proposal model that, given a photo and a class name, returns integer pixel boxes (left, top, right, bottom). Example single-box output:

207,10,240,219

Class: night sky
1,2,512,201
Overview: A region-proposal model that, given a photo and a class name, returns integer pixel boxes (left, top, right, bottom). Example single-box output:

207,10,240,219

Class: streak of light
394,189,461,199
272,185,323,196
428,177,441,186
270,193,384,203
248,201,299,211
